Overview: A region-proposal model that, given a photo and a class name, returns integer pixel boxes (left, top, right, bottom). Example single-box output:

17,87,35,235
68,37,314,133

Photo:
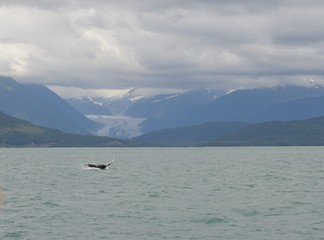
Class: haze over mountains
2,76,324,143
67,88,225,137
0,76,98,134
67,83,324,138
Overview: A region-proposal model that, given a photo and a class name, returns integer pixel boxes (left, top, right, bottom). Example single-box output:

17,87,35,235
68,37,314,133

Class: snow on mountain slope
67,88,146,116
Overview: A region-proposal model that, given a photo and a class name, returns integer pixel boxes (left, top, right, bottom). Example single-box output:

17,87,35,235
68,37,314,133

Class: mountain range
184,85,324,124
3,109,324,147
127,85,324,131
67,88,224,138
2,76,324,143
68,84,324,137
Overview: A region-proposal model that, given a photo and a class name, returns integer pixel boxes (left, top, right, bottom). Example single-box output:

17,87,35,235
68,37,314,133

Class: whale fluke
84,160,114,170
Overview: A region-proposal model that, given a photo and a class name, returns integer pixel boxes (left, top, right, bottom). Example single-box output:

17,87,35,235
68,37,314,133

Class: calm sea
0,147,323,240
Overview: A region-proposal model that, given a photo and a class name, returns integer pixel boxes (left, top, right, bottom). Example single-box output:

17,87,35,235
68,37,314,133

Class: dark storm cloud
1,0,324,96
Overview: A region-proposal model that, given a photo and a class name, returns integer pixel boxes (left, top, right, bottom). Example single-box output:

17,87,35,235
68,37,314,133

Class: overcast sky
1,0,324,97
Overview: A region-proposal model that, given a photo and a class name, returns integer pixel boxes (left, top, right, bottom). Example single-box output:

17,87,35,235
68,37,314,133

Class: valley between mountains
2,76,324,147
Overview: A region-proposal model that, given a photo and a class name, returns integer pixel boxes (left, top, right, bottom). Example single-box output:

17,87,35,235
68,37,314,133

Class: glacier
86,115,146,139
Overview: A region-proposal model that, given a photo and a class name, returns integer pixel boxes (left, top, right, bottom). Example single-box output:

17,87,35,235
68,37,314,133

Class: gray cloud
1,0,324,96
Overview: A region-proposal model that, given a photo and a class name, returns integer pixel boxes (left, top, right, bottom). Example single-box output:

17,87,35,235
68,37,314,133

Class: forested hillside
131,122,249,146
213,116,324,146
0,112,123,147
2,110,324,147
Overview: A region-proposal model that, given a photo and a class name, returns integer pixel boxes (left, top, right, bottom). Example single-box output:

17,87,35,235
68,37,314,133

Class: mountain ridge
2,109,324,147
131,121,249,146
0,76,98,134
213,116,324,146
130,116,324,147
0,111,123,147
66,84,324,138
3,76,324,140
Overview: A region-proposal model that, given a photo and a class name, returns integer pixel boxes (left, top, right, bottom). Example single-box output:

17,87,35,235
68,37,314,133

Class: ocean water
0,147,323,240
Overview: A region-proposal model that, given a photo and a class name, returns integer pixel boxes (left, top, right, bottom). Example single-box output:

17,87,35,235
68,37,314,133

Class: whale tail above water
84,159,114,170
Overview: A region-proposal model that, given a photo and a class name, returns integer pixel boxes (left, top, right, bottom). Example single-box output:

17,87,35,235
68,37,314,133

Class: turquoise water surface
0,147,323,239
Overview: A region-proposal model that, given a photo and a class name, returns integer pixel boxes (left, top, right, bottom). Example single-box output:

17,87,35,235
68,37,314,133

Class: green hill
0,112,123,147
213,116,324,146
131,116,324,147
3,110,324,147
131,122,249,146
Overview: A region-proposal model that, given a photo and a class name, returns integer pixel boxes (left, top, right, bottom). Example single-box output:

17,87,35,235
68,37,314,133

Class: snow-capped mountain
66,85,324,139
4,76,324,140
66,88,149,138
180,85,324,125
67,97,112,115
67,88,145,116
67,88,225,138
125,89,223,119
125,89,225,133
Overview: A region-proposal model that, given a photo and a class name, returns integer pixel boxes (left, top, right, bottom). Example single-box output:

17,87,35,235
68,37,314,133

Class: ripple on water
191,214,230,225
43,201,61,207
235,208,259,217
0,190,3,208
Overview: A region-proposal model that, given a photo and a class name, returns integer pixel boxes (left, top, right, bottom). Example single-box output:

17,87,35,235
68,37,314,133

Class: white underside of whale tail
106,159,114,166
